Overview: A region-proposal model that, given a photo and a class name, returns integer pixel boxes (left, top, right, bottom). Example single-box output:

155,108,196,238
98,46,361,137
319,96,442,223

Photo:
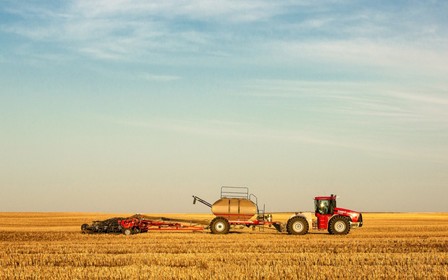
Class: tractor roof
314,195,337,200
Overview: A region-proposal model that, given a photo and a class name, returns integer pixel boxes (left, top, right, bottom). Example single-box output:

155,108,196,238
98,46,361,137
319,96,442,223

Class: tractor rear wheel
210,217,230,234
286,216,309,235
329,216,350,235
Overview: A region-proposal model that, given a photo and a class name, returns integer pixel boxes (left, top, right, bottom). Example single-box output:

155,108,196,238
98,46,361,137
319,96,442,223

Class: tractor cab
314,195,337,215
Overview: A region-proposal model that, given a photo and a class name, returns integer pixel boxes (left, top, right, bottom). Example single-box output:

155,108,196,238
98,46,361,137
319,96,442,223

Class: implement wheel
286,216,309,235
210,217,230,234
329,216,350,235
123,228,133,236
81,224,88,233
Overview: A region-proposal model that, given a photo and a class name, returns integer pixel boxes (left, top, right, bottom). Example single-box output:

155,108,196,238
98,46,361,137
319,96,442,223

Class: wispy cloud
1,1,290,61
2,1,447,67
387,90,448,106
112,117,349,149
69,0,286,22
109,116,447,163
265,40,448,78
139,73,181,82
243,79,448,131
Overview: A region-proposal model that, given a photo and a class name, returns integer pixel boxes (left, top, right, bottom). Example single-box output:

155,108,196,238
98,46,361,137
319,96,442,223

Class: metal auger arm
192,195,212,208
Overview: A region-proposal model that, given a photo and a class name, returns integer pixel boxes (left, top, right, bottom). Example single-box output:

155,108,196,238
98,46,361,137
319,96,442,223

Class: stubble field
0,212,447,279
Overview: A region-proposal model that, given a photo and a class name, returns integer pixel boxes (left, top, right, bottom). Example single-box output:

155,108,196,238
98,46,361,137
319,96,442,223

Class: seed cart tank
211,197,257,220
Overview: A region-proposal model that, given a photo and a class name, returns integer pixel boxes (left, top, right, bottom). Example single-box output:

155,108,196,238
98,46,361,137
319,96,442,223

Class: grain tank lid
221,186,249,199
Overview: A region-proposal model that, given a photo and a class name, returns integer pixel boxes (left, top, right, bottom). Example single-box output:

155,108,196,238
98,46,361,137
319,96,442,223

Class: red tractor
286,194,363,235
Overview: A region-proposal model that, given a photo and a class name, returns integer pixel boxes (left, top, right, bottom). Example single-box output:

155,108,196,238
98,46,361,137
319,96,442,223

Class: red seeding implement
81,186,363,235
81,215,207,235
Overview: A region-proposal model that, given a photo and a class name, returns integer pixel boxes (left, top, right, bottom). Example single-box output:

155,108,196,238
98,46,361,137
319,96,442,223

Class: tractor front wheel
210,217,230,234
329,216,350,235
286,216,309,235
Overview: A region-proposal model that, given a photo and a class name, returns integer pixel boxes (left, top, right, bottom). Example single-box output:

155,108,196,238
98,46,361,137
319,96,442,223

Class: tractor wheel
329,216,350,235
286,216,309,235
123,228,133,236
81,224,88,233
210,217,230,234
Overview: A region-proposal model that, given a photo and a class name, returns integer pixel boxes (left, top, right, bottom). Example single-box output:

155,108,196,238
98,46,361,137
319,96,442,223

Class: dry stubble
0,212,447,279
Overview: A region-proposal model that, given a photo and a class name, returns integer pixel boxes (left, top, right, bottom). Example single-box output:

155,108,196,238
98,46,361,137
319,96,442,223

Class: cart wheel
210,217,230,234
123,228,133,236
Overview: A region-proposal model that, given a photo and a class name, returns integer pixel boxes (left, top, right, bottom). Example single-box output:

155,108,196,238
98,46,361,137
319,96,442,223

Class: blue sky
1,1,447,213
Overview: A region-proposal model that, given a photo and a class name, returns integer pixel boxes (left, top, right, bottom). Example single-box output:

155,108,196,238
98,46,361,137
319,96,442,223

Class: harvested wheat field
0,212,447,279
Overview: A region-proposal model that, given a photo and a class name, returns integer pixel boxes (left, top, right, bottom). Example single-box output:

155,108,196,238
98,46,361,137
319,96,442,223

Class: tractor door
314,197,336,230
315,213,330,229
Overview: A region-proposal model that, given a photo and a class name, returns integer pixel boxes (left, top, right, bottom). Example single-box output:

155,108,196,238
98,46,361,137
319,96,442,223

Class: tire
329,216,350,235
210,217,230,234
286,216,309,235
123,228,133,236
81,224,88,233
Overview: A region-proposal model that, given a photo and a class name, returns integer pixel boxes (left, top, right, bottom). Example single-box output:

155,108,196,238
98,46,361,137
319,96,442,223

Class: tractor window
315,199,337,215
330,199,336,213
315,199,330,215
